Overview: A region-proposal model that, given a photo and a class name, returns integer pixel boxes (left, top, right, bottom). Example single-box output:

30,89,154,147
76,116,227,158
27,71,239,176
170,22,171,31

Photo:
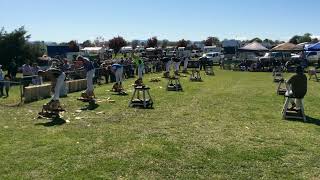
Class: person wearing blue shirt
77,56,95,99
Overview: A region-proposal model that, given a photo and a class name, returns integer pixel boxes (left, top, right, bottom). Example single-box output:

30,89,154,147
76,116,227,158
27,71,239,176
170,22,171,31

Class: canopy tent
238,42,269,52
271,42,303,52
305,42,320,51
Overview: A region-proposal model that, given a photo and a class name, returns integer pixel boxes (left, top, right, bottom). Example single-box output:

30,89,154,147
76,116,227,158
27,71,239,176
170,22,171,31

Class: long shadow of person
285,116,320,126
305,116,320,126
35,117,66,127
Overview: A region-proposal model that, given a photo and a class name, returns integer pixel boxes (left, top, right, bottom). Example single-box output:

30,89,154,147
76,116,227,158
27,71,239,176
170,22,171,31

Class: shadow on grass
130,106,155,110
111,93,129,96
81,103,100,111
285,116,320,126
35,118,66,127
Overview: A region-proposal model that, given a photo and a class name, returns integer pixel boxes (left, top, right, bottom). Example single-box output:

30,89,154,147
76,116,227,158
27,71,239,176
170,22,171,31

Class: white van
121,46,133,53
306,51,320,64
203,52,222,63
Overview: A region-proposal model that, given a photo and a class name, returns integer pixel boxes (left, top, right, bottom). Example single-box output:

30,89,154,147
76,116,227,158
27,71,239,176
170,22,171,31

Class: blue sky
0,0,319,42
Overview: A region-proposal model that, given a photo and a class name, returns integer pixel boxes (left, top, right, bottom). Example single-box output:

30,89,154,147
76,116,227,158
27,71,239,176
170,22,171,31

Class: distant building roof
239,42,268,52
271,42,303,52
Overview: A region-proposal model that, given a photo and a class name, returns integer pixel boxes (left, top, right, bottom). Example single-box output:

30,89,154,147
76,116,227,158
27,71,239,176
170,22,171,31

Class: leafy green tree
177,39,189,47
108,36,127,55
131,40,139,49
289,35,301,44
161,39,169,49
82,40,94,47
146,37,158,48
0,26,43,69
250,37,262,43
204,37,220,46
299,33,312,43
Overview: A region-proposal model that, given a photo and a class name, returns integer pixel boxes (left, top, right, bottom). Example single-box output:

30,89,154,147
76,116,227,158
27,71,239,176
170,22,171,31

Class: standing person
172,56,181,76
162,55,171,77
286,66,307,111
77,56,95,99
8,60,18,80
31,63,42,85
133,55,144,85
22,60,33,87
101,61,111,84
182,57,189,73
4,75,10,97
183,50,191,73
93,59,101,84
0,65,4,97
111,63,124,92
199,55,208,71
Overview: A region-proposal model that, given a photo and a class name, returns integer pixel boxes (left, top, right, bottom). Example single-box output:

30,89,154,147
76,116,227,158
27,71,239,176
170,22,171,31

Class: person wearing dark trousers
22,60,33,88
4,75,10,97
8,60,18,80
199,56,207,71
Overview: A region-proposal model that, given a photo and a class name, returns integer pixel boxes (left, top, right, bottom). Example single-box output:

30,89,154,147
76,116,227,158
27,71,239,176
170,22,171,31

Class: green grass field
1,69,320,179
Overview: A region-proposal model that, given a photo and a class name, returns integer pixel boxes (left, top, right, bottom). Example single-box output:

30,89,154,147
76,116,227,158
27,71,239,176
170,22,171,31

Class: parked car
203,52,223,64
259,52,292,63
191,50,201,58
306,51,320,64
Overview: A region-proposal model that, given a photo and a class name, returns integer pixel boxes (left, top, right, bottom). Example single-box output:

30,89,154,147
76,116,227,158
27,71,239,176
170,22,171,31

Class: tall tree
131,40,139,49
146,36,158,48
177,39,188,47
82,40,94,47
68,40,79,52
108,36,127,55
0,26,43,68
250,37,263,43
299,33,312,43
161,39,169,49
204,37,220,46
289,35,301,44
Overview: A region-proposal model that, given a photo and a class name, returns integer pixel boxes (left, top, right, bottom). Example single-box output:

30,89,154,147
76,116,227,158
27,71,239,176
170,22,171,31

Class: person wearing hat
286,66,307,111
77,56,96,99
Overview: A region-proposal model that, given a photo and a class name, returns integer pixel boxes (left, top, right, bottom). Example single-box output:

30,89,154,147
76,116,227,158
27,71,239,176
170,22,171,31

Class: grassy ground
1,69,320,179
